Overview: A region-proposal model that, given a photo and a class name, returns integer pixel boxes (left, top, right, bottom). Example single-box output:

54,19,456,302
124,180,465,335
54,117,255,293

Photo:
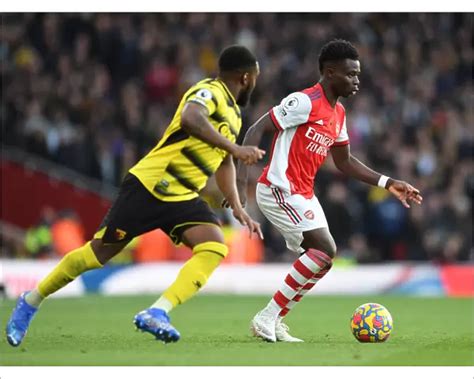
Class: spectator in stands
24,207,56,259
50,209,86,257
2,13,472,263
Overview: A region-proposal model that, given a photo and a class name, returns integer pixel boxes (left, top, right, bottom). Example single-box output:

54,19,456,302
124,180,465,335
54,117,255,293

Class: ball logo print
350,303,393,343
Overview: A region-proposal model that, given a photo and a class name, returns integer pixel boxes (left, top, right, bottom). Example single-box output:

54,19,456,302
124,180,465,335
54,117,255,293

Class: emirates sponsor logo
304,210,315,220
305,127,334,147
305,126,334,156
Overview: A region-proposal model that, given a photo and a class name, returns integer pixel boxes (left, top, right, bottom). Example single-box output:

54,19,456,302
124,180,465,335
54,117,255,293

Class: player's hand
232,145,265,165
222,195,246,209
232,207,264,240
387,180,423,208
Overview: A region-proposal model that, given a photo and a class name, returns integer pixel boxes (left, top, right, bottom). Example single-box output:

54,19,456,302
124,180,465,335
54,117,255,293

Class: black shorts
94,173,221,244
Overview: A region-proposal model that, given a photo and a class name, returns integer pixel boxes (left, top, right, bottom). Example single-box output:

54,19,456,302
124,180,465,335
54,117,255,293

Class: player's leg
251,184,334,342
277,228,336,318
29,238,127,305
267,228,335,342
152,224,226,311
134,224,226,343
5,238,127,347
252,244,333,342
133,196,225,343
257,229,335,341
6,174,141,347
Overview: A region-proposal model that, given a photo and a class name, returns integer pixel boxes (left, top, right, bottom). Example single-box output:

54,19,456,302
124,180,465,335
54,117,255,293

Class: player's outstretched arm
181,103,265,164
216,154,263,239
331,144,423,208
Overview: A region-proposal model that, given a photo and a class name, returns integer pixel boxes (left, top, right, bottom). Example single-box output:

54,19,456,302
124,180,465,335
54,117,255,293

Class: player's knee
90,239,125,264
193,241,229,260
307,238,337,259
190,242,228,281
179,243,227,292
302,229,337,259
60,242,102,277
325,241,337,259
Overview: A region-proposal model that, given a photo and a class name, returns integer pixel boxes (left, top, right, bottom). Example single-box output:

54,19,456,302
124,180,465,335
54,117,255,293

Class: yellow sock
159,241,228,309
37,241,103,298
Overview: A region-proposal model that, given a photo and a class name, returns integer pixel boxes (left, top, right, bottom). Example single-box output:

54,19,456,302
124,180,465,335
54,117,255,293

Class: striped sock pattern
279,263,332,317
272,249,332,314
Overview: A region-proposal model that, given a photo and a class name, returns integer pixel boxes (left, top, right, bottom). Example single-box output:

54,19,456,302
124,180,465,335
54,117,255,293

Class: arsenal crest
304,210,315,220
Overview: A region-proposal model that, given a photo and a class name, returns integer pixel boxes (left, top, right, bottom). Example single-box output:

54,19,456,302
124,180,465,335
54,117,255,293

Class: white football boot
275,318,304,342
250,310,277,342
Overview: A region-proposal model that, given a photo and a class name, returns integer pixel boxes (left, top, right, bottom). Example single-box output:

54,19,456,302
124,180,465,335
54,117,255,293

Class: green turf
0,294,473,366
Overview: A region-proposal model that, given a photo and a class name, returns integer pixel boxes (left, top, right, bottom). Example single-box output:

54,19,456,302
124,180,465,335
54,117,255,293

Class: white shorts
256,183,329,254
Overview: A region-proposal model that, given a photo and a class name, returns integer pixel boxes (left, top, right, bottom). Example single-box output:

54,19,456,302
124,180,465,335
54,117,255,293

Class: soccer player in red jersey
233,39,423,342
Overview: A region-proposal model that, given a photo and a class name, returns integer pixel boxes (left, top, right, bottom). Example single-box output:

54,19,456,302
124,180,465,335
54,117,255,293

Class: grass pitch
0,294,472,366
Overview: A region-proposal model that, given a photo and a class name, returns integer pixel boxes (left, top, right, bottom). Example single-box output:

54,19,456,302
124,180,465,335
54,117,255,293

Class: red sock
265,249,332,316
279,263,332,317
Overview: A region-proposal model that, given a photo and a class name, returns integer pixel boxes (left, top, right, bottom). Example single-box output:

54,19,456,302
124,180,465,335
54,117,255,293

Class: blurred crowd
1,207,86,260
2,13,472,263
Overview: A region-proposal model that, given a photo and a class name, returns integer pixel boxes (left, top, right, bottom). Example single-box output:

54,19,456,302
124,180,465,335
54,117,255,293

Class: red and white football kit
256,83,349,253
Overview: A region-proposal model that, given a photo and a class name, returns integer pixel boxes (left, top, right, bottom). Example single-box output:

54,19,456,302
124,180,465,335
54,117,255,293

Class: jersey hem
332,140,350,147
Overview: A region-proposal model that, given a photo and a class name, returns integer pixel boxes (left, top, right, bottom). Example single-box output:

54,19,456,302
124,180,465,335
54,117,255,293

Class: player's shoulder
278,91,312,112
284,85,324,117
298,85,328,113
188,78,225,97
184,78,226,106
301,84,325,102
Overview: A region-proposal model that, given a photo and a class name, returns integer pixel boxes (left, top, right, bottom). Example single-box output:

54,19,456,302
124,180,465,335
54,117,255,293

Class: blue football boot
133,308,180,343
6,292,38,347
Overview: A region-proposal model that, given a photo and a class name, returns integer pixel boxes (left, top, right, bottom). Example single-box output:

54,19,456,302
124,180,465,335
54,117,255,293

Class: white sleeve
334,115,350,146
269,92,312,130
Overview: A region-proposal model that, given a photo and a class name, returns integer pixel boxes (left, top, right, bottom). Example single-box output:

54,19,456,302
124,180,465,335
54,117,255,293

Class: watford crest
115,228,127,241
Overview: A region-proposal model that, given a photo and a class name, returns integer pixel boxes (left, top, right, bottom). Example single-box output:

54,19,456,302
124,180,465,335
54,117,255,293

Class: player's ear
326,67,335,79
241,72,250,86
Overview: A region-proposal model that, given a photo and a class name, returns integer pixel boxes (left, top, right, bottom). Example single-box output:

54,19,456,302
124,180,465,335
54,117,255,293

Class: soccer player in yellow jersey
6,45,265,345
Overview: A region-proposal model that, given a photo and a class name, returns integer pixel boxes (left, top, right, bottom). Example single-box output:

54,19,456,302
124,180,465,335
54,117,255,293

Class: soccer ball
350,303,393,343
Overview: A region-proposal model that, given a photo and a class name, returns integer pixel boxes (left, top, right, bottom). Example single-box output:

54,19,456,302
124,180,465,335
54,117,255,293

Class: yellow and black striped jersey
129,78,242,202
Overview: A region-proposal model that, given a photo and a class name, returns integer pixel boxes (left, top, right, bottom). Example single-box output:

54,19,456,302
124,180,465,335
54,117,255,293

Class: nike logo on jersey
314,119,324,125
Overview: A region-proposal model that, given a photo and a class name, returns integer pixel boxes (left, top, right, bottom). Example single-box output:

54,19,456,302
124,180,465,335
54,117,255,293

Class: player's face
332,59,361,98
237,63,260,107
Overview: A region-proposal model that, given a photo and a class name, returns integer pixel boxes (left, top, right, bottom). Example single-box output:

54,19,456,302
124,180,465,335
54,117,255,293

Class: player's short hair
318,39,359,72
218,45,257,73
